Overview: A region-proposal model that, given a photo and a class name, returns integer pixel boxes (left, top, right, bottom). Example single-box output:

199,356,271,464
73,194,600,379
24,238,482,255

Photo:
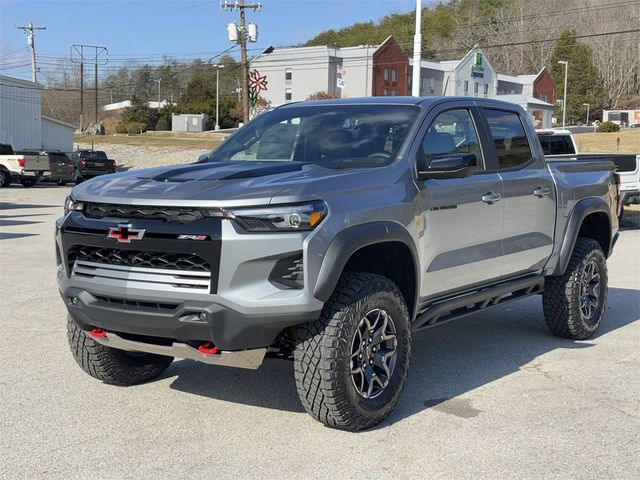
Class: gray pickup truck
56,97,619,431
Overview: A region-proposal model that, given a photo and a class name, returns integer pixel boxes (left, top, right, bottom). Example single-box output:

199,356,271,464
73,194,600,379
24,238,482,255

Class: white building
42,116,76,152
0,75,42,150
603,109,640,126
0,74,76,151
412,48,498,98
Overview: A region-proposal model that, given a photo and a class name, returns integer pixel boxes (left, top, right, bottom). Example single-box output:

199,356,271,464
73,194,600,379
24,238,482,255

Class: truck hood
71,161,388,207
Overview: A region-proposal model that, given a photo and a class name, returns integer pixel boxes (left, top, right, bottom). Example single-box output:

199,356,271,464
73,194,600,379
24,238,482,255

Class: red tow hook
198,342,219,355
90,328,107,339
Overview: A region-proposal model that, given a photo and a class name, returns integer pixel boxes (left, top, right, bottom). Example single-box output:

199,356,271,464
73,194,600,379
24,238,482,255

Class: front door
415,106,504,299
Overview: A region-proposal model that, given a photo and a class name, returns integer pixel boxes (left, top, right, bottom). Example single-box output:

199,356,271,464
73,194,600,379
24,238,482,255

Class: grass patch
74,131,229,149
573,130,640,154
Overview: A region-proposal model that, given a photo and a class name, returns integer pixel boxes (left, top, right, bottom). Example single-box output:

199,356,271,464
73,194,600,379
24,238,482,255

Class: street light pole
583,102,590,125
558,60,568,129
154,79,161,107
411,0,422,97
214,64,225,130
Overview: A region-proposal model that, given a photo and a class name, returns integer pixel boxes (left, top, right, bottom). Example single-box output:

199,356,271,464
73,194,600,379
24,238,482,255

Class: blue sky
1,0,420,80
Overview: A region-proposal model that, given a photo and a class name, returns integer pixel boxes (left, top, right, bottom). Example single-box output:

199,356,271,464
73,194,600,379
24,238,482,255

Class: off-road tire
294,273,411,431
67,316,173,386
0,168,11,187
543,238,608,340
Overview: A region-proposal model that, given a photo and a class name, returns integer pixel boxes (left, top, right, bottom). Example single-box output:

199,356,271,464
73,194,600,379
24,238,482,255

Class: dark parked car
17,149,75,186
70,150,116,183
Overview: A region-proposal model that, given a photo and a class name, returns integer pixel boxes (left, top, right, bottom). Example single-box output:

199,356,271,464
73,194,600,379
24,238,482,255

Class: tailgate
82,159,115,173
25,155,50,171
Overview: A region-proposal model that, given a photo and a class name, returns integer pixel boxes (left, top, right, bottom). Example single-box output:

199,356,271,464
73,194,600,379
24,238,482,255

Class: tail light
111,163,117,172
614,173,623,217
79,160,87,169
17,156,25,167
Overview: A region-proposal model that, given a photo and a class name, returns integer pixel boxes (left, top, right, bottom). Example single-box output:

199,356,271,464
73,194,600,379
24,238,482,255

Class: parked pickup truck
70,150,117,183
57,98,619,431
537,129,640,215
16,149,75,186
0,143,50,187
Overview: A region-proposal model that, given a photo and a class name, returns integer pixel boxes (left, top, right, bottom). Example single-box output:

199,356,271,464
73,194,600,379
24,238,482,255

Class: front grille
84,202,206,224
75,246,209,272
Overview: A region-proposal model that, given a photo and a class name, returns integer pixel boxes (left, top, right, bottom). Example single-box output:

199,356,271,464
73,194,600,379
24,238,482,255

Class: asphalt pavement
1,185,639,479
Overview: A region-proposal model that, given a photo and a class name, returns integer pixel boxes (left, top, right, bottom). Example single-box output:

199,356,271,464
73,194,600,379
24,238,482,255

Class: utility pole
71,45,108,131
558,60,568,129
222,1,261,124
411,0,422,97
16,22,46,83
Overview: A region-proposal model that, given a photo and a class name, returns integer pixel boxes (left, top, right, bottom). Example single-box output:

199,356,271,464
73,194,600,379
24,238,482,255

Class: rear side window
484,109,532,169
538,134,575,155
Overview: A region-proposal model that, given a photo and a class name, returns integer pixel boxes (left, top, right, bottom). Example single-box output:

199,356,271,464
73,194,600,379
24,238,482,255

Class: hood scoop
216,162,308,180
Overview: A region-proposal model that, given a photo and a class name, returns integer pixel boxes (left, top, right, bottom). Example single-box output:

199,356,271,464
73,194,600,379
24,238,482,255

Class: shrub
115,122,128,134
155,116,171,131
597,121,620,133
307,90,340,101
126,122,146,134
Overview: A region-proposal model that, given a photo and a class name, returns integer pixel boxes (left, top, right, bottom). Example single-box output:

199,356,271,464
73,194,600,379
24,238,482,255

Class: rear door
414,102,505,298
480,107,556,277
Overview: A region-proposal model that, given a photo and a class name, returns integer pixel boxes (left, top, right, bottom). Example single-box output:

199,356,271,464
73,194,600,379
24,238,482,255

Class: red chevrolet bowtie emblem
107,224,146,243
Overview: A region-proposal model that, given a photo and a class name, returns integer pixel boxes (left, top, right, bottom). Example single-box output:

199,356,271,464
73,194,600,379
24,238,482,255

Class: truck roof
278,96,531,111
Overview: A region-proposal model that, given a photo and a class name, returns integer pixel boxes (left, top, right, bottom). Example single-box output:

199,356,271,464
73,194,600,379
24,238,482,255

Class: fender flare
552,197,612,276
313,221,420,307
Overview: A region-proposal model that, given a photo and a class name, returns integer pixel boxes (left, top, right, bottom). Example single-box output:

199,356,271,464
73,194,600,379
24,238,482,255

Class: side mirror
196,152,209,164
418,153,477,180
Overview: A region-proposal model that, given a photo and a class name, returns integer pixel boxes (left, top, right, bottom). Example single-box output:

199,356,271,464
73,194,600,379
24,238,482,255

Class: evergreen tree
550,30,606,124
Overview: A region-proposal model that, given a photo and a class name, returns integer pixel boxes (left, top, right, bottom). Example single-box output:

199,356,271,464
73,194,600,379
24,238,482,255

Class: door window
484,109,533,169
419,109,483,169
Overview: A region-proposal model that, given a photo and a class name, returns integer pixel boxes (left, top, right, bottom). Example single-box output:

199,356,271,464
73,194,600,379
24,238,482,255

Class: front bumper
56,211,323,356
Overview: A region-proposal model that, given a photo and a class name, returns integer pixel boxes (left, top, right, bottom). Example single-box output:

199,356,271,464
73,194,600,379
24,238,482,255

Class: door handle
533,187,551,198
482,192,502,204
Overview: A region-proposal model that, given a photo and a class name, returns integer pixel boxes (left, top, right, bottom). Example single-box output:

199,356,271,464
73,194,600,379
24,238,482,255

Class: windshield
208,104,420,169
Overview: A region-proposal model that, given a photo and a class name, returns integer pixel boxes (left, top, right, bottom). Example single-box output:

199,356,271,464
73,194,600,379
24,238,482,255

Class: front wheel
67,316,173,386
294,273,411,431
543,238,608,340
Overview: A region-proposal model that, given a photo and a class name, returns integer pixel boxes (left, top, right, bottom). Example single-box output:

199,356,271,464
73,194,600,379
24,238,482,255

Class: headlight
225,200,327,233
64,196,84,216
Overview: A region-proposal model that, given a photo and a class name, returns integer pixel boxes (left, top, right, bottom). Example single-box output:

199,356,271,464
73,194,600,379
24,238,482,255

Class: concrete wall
41,117,74,153
0,76,42,150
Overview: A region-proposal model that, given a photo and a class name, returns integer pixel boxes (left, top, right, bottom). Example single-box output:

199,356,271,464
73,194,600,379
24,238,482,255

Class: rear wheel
74,170,84,184
57,180,67,186
543,238,608,340
67,316,173,386
294,273,411,431
0,169,10,187
20,178,37,187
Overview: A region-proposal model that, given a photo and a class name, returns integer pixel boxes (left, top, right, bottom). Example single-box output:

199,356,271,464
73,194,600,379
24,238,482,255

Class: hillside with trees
305,0,639,121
